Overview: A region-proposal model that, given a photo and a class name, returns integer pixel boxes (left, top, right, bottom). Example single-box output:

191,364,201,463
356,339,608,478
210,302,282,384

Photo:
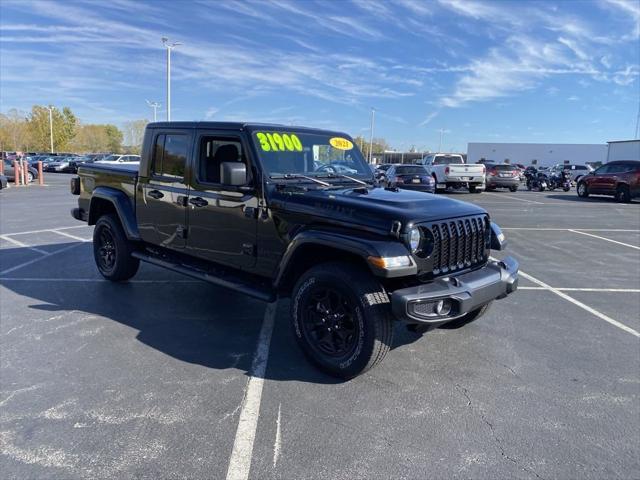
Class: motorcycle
548,169,571,192
524,167,549,191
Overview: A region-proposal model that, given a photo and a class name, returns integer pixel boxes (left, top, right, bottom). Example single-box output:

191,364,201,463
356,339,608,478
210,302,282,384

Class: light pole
437,128,445,153
368,107,376,163
46,106,54,153
162,37,182,121
146,100,161,122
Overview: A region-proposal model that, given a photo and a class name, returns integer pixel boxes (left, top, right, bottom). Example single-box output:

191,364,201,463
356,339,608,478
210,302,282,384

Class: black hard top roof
146,121,348,136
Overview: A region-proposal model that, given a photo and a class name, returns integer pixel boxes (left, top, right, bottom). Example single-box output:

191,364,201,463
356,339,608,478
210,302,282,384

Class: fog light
435,299,452,316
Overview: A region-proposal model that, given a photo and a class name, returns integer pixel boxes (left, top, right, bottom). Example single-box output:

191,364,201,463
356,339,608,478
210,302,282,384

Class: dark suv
71,122,519,378
577,161,640,202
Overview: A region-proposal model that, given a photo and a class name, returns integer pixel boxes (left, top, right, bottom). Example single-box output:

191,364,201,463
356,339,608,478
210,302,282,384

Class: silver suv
550,163,594,183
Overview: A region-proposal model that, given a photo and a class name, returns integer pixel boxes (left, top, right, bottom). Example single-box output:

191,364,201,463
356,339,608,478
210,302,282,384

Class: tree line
0,106,148,154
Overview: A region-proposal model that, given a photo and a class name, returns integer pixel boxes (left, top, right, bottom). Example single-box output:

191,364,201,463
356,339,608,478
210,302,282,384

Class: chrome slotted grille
429,215,488,275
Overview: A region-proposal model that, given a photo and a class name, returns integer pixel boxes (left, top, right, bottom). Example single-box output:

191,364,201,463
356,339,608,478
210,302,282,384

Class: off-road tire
291,262,394,379
439,302,492,330
577,182,589,198
616,185,631,203
93,214,140,282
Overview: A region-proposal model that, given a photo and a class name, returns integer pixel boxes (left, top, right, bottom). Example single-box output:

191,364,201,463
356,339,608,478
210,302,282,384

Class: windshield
493,165,515,171
251,130,371,179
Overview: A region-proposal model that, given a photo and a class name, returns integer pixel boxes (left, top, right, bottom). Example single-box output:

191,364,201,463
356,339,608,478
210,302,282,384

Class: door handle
189,197,209,207
148,189,164,199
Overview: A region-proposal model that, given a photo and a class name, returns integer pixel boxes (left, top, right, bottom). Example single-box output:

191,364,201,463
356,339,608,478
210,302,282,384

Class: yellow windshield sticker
255,132,303,152
329,137,353,150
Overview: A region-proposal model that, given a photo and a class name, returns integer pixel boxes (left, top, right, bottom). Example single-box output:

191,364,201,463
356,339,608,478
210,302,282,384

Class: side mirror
220,162,247,186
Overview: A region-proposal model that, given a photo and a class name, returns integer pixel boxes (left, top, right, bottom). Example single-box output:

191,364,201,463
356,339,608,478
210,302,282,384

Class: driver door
184,131,259,271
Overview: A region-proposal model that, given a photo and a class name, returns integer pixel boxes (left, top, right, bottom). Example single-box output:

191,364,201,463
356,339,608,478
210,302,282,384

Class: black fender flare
88,187,140,241
273,229,416,289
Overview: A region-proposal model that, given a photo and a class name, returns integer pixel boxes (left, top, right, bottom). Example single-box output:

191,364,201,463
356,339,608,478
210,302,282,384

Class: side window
198,136,244,185
594,164,611,174
152,134,187,179
607,163,626,174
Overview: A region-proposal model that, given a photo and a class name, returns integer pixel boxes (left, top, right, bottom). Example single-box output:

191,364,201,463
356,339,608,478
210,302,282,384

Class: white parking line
52,230,91,242
502,228,640,232
518,270,640,338
0,241,89,276
0,235,48,255
519,286,640,292
2,225,88,237
569,230,640,250
483,192,544,204
226,301,277,480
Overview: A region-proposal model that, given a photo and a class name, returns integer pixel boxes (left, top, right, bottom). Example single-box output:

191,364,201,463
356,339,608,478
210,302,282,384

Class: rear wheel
616,185,631,203
577,182,589,198
439,302,492,329
509,185,518,192
93,214,140,281
469,184,480,193
27,171,34,183
291,262,394,379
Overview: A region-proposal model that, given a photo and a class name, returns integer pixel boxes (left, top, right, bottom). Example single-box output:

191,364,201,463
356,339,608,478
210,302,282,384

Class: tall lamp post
368,107,376,163
46,106,54,153
146,100,161,122
162,37,182,121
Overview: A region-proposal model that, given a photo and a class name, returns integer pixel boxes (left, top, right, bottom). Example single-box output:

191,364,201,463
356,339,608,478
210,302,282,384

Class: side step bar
131,251,276,303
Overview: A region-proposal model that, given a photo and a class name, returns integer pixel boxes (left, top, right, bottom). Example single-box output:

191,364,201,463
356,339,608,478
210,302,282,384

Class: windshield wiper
317,173,369,186
269,174,331,187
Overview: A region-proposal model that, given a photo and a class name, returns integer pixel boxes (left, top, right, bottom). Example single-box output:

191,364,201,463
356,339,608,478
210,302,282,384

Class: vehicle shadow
1,243,424,384
545,194,639,204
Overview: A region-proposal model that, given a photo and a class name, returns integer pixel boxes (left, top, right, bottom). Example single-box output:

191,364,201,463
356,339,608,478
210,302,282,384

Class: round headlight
409,227,421,252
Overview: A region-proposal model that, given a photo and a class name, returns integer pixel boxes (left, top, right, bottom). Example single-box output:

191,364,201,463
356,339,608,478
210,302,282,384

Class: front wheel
27,171,34,183
291,262,394,379
440,302,492,329
93,214,140,281
577,182,589,198
509,185,518,192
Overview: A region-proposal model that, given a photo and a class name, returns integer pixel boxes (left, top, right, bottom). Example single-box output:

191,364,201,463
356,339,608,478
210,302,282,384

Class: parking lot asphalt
1,175,639,479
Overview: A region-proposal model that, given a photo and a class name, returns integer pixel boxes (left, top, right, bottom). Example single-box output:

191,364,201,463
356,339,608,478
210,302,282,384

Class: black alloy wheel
301,286,360,358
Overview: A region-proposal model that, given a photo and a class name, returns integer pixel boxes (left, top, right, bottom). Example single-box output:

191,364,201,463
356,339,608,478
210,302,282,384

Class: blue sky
1,0,638,151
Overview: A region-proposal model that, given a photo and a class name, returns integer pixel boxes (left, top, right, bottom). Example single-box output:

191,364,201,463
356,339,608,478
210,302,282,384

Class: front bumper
391,256,518,324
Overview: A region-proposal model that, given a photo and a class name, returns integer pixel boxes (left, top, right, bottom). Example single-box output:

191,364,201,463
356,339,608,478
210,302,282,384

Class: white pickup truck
416,153,486,193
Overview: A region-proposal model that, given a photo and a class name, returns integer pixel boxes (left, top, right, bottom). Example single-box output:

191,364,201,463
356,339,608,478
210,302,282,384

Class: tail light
481,165,486,174
445,166,450,175
396,177,404,183
489,170,496,176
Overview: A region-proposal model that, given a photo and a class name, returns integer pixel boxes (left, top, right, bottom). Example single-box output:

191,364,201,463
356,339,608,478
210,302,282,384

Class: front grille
430,215,488,275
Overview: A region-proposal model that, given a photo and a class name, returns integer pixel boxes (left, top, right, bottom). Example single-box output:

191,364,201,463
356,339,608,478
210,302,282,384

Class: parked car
374,163,394,180
44,156,77,173
70,121,518,379
577,161,640,202
416,153,486,193
550,163,594,183
2,159,38,182
0,173,7,190
95,154,141,165
383,164,435,192
485,164,520,192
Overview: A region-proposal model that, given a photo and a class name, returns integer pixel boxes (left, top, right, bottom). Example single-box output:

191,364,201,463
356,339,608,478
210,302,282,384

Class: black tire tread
93,213,139,282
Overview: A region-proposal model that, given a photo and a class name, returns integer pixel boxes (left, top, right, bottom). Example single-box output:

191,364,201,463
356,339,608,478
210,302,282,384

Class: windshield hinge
390,221,402,238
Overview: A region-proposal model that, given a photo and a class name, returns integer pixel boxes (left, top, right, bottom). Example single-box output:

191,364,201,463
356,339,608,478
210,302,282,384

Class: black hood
270,185,486,234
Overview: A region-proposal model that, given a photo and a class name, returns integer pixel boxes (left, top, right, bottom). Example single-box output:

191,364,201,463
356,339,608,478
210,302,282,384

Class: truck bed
76,163,138,213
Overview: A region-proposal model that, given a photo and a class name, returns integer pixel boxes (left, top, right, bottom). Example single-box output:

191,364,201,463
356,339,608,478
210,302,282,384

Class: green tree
353,135,389,162
27,105,77,152
104,125,123,153
0,109,29,151
123,119,148,154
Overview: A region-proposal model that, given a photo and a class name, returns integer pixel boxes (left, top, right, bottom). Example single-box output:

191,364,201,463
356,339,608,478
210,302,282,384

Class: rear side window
152,134,188,179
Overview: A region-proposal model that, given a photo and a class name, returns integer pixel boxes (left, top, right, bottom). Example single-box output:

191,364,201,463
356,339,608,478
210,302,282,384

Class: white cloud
567,95,580,101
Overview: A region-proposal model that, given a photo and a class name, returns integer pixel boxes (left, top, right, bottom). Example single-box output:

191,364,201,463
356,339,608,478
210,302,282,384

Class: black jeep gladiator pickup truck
71,122,518,378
